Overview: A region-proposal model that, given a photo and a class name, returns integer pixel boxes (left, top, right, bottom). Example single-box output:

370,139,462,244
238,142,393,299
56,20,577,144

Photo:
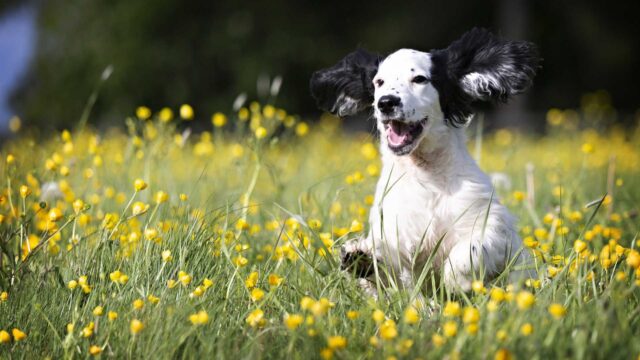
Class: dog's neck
381,128,479,193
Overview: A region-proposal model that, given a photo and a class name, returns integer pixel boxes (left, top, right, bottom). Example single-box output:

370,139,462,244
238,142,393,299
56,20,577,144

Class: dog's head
310,28,540,155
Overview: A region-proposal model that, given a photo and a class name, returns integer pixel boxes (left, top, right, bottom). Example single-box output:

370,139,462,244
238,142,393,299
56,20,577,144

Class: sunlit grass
1,98,639,358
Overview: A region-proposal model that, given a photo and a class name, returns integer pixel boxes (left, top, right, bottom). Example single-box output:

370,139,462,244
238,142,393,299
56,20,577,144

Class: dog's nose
377,95,401,114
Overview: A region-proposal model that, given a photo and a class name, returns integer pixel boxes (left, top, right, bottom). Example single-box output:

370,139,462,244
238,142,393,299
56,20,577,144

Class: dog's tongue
388,121,411,146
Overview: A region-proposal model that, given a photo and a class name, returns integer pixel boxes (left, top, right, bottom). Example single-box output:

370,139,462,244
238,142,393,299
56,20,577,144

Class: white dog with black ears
310,28,540,294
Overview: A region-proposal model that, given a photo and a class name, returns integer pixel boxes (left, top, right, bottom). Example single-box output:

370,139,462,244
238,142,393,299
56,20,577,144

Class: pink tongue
388,122,409,146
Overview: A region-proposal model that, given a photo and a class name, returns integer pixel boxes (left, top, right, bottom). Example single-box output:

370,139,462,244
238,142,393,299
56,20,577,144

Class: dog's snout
377,95,401,114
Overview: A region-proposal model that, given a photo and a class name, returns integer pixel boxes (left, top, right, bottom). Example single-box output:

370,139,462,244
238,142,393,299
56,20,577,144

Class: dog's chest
369,164,452,257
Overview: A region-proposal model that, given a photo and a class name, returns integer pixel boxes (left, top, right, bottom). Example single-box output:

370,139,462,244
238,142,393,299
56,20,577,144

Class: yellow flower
574,239,588,253
462,307,480,324
295,122,309,137
581,142,594,154
379,319,398,340
548,303,567,319
212,112,227,127
255,126,268,139
109,270,129,284
443,301,461,317
180,104,194,120
250,288,265,302
246,309,265,328
130,319,144,334
72,199,85,214
178,271,192,286
523,236,539,248
89,345,103,356
372,309,385,323
108,311,118,321
627,250,640,269
443,321,458,337
268,274,283,287
234,255,248,267
136,106,152,120
159,107,173,122
0,330,10,343
12,328,27,341
320,348,333,360
19,185,31,198
300,296,315,310
238,107,249,121
203,278,214,289
490,287,506,303
496,329,508,341
49,208,64,222
369,335,380,347
155,191,169,204
349,219,363,232
487,300,499,312
471,280,486,294
494,348,513,360
284,313,304,330
167,279,177,288
93,306,104,316
0,292,7,302
516,291,536,310
311,298,334,317
403,306,420,325
520,323,533,336
68,280,78,290
189,310,210,325
133,178,148,191
131,202,149,216
346,310,359,320
327,335,347,350
6,154,15,164
162,250,173,262
133,298,144,310
432,333,446,347
144,228,159,242
512,191,525,202
148,295,160,304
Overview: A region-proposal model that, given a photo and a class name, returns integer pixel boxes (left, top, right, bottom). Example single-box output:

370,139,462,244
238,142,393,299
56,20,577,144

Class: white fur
346,49,533,293
461,72,503,100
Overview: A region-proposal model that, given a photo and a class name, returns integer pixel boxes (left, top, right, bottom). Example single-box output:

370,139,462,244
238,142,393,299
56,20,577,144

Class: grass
1,99,639,359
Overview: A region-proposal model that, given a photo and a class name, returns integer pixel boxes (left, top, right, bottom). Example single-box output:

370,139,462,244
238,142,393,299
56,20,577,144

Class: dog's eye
412,75,429,84
375,79,384,87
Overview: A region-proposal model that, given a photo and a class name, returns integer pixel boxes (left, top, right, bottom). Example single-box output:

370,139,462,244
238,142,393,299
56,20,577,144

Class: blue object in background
0,4,37,134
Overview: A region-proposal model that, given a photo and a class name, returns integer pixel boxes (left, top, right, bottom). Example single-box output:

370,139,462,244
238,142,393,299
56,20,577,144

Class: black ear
431,28,540,126
310,49,381,117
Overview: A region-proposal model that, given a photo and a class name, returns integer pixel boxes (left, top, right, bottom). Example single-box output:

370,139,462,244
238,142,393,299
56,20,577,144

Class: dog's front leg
340,236,376,278
340,236,380,297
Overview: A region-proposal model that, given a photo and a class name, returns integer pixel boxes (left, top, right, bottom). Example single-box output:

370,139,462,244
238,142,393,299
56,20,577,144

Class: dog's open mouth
383,118,427,155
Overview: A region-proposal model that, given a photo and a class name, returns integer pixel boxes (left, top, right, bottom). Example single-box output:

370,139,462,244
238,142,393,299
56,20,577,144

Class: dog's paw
340,245,375,278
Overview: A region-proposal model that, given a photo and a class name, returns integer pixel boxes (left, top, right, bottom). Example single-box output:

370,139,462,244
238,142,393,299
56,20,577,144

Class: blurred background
0,0,638,135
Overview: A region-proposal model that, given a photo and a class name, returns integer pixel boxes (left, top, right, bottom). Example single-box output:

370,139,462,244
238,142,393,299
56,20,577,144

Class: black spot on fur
309,49,381,117
430,28,540,127
340,249,375,278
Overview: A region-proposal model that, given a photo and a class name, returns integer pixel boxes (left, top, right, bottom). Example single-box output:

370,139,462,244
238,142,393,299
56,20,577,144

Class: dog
310,28,539,294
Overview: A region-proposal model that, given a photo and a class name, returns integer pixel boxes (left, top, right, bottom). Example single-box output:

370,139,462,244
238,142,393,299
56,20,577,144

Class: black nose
377,95,401,114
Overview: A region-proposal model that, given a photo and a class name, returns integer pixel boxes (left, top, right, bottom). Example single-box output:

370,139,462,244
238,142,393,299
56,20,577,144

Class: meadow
1,93,639,359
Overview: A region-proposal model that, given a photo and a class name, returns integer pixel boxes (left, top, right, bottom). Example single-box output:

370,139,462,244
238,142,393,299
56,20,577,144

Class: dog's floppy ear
431,28,540,126
310,49,381,117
